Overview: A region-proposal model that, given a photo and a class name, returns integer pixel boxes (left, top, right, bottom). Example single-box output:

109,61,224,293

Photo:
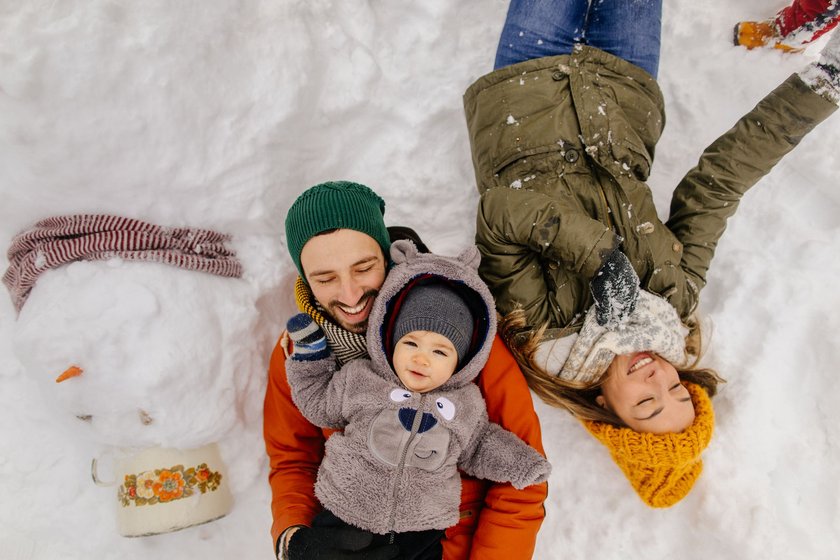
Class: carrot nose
56,366,83,383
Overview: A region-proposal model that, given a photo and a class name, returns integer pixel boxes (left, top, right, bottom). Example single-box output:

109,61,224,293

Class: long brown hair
498,306,724,427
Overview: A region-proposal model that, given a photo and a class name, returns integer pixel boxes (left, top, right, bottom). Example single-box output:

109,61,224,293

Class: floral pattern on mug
134,471,157,500
119,463,222,507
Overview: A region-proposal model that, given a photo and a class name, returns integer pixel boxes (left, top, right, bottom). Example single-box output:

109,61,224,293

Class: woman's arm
476,186,619,328
667,73,837,300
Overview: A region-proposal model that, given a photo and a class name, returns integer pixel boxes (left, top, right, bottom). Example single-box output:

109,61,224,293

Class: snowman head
7,215,260,449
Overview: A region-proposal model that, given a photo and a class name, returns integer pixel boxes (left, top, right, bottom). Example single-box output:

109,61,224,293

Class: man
264,181,548,559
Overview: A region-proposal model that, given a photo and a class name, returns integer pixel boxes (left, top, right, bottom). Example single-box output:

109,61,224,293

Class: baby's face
392,330,458,393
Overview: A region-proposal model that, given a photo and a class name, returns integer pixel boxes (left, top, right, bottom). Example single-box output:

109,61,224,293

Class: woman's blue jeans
494,0,663,78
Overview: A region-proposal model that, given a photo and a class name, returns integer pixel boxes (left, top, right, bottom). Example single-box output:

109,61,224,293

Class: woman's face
597,352,695,434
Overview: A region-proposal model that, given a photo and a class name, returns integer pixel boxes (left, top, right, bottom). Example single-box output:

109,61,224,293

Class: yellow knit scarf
294,276,327,324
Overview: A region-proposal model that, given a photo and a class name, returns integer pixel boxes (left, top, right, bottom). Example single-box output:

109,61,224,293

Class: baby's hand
286,313,329,361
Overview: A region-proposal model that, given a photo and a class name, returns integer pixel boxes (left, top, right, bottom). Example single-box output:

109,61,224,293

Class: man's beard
324,289,379,334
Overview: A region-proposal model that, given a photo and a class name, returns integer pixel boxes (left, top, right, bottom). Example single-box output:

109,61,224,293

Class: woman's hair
498,306,725,427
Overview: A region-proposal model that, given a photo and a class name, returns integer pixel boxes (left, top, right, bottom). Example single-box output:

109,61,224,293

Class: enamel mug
92,442,233,537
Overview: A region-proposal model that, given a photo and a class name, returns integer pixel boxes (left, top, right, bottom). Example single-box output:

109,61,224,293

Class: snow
2,1,839,559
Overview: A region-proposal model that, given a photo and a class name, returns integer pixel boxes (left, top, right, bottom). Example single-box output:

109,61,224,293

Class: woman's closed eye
672,383,692,402
636,396,654,407
637,384,687,406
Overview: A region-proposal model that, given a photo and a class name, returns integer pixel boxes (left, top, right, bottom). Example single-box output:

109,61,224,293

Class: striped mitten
286,313,329,361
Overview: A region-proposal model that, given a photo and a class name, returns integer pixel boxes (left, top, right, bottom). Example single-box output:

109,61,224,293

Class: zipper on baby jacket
387,393,428,543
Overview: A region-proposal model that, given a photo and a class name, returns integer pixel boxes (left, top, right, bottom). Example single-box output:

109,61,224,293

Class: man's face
300,229,387,334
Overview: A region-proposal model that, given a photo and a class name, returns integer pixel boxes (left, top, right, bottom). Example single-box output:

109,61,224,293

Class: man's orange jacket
264,333,548,559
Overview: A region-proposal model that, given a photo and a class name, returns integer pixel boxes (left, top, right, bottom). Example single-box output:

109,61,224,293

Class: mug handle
91,452,117,487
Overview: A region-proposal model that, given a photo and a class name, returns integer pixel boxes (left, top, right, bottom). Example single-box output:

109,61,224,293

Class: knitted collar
582,383,714,508
294,277,368,366
559,290,688,384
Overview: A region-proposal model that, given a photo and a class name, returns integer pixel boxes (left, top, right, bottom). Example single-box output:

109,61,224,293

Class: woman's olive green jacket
464,46,835,337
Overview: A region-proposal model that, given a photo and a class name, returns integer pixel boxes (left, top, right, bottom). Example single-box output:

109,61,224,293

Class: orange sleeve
263,333,326,546
442,335,549,560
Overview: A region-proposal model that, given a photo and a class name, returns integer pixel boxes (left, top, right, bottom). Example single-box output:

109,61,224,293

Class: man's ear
595,395,607,409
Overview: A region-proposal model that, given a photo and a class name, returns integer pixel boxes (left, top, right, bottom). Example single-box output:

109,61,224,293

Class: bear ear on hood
390,239,418,265
457,245,481,270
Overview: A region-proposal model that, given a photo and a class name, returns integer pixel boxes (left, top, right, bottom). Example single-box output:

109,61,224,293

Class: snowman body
12,257,261,535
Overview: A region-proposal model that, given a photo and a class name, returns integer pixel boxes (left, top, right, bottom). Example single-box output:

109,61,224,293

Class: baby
284,240,550,559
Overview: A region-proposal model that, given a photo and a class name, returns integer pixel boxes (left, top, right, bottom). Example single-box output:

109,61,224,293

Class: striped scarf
294,276,368,367
3,214,243,312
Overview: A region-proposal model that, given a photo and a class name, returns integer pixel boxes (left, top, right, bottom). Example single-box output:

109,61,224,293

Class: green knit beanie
285,181,391,280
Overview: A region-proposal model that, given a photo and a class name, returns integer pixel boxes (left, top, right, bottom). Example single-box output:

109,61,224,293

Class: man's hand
590,248,640,329
287,525,400,560
286,313,329,361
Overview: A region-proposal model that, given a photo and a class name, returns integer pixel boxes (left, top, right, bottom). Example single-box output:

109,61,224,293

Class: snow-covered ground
2,1,839,558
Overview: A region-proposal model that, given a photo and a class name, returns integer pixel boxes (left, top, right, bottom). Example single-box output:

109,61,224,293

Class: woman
464,0,840,506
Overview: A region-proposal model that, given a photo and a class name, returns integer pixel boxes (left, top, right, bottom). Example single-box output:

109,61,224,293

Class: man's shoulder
387,226,429,253
476,334,522,384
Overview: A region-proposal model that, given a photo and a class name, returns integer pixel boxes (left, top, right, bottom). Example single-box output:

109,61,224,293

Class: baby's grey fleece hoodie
285,240,551,535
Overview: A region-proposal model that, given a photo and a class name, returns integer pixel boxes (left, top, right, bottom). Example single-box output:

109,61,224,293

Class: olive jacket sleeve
667,74,837,303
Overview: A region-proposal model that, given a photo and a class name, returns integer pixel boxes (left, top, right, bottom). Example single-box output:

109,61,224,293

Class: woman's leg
494,0,589,70
585,0,663,78
494,0,663,77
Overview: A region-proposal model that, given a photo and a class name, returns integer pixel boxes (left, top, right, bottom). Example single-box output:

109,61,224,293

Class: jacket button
672,242,682,252
564,149,579,163
552,70,565,81
548,261,559,270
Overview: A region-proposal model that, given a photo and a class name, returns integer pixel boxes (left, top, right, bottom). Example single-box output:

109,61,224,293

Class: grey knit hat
392,284,474,364
284,181,391,280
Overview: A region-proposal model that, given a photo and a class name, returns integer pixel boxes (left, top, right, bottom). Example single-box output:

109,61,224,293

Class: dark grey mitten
590,248,640,328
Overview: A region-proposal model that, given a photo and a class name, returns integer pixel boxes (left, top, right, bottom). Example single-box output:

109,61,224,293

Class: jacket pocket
608,130,652,182
598,108,653,182
494,149,585,199
468,67,578,192
584,64,662,182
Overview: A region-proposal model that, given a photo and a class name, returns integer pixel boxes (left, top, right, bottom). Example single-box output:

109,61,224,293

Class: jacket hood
366,240,497,389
